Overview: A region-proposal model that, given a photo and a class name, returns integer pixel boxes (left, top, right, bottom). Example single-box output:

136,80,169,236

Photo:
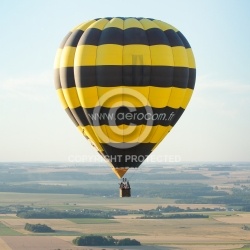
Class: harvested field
0,235,247,250
1,236,81,250
214,213,250,224
0,214,250,250
0,237,12,250
0,237,182,250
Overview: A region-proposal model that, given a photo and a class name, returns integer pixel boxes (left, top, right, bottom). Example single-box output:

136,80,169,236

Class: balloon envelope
54,17,196,178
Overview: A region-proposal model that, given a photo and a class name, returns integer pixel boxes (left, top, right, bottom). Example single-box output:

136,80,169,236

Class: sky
0,0,250,163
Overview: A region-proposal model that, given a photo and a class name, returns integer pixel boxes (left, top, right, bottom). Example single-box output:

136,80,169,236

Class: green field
0,222,22,236
68,218,118,224
234,246,250,250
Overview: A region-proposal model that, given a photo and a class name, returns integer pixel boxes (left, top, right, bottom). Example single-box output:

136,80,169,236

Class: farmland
0,162,250,250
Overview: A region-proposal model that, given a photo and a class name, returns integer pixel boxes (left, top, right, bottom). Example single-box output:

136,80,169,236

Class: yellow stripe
78,124,173,150
167,87,187,109
152,20,178,32
94,44,180,67
60,47,76,67
96,44,123,65
140,18,159,30
76,86,99,108
77,86,147,108
150,45,174,66
181,88,193,109
66,44,189,67
120,87,149,107
75,86,187,109
148,86,172,107
97,86,123,107
75,45,97,66
62,87,81,109
187,48,196,68
58,27,192,68
77,86,148,108
92,125,173,143
123,45,151,65
124,18,143,29
172,47,189,67
104,17,123,29
73,44,157,66
96,125,124,143
56,89,68,109
88,18,109,30
54,49,62,69
61,86,189,110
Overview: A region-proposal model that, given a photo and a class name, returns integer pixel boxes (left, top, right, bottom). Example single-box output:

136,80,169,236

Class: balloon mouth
112,167,129,179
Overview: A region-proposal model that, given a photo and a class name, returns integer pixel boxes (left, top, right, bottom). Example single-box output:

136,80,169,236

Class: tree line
140,214,209,219
17,208,115,219
73,235,141,246
24,223,54,233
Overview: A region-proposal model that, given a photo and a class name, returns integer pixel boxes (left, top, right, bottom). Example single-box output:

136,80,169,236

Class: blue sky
0,0,250,162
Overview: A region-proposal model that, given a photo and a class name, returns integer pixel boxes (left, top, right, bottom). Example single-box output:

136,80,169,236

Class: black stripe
71,107,91,126
101,143,154,168
84,106,182,126
173,67,189,88
60,66,192,89
164,29,185,47
98,27,123,45
78,28,102,46
75,66,121,87
78,27,184,47
146,28,170,46
65,29,84,47
150,66,173,87
188,68,196,89
74,66,97,87
74,66,191,88
169,107,185,127
96,65,123,86
177,31,191,48
124,28,148,45
79,27,150,46
126,62,150,86
60,67,75,88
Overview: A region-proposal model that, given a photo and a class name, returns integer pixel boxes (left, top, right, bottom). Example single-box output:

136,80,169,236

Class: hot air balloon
54,17,196,197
